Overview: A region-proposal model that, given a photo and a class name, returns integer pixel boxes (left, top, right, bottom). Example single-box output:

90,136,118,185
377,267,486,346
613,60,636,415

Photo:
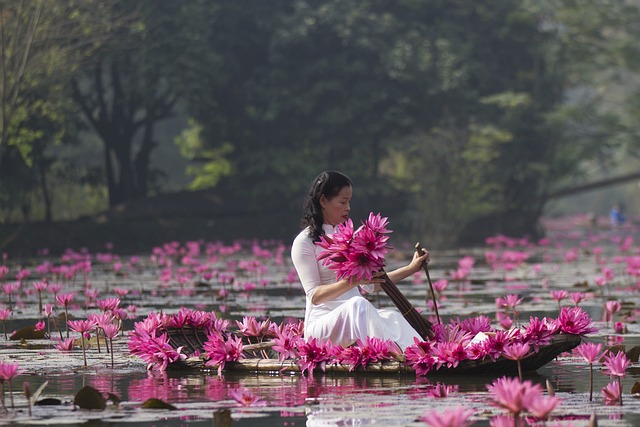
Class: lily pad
35,397,64,406
141,398,177,410
74,385,106,410
10,325,46,340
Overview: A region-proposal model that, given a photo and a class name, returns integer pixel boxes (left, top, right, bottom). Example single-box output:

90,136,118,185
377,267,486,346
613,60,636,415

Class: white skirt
305,295,422,349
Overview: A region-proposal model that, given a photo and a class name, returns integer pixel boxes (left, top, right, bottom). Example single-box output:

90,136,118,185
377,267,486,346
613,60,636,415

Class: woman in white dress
291,170,430,349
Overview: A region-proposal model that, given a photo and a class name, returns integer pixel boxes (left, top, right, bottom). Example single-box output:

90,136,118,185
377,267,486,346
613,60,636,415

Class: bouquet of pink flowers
316,212,392,283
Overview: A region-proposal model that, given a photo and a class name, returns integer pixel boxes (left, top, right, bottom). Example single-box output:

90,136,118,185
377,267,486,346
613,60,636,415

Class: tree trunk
36,152,52,223
135,116,157,197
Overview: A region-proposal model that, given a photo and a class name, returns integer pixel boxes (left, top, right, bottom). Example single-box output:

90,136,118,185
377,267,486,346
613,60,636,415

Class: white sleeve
291,232,321,301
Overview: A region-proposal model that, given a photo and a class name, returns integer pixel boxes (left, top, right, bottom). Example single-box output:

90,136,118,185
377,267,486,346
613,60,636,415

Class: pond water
0,215,639,426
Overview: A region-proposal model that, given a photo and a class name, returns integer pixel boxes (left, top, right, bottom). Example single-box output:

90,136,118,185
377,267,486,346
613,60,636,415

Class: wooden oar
415,242,441,325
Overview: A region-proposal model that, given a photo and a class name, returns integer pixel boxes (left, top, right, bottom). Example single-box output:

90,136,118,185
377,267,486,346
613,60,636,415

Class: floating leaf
213,408,232,427
10,325,46,340
74,385,106,410
626,346,640,363
632,381,640,395
106,392,122,407
35,398,63,406
141,398,177,410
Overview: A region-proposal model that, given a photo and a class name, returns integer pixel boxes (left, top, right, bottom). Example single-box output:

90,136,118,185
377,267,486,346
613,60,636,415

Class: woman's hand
347,271,385,288
408,247,430,274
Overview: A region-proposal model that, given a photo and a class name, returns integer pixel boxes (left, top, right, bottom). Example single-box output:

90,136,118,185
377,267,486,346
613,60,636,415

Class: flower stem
110,338,114,369
517,359,523,381
81,335,87,367
589,363,593,401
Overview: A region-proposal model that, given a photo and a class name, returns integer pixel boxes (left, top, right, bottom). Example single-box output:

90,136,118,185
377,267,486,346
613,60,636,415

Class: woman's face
320,186,352,226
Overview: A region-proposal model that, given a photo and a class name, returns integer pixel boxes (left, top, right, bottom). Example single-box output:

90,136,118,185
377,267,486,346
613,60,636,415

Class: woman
291,170,430,349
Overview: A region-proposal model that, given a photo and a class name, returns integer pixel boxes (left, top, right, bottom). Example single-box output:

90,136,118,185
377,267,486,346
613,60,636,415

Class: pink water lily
203,334,244,376
336,337,400,371
68,319,97,367
575,342,603,401
602,381,622,406
419,405,475,427
296,337,334,376
229,387,267,407
554,307,597,335
317,213,391,284
404,338,435,376
272,326,303,362
0,362,22,409
487,376,543,418
603,350,629,377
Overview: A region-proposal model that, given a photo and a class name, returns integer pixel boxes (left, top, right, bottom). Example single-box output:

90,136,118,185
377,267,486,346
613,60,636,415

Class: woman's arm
291,233,382,305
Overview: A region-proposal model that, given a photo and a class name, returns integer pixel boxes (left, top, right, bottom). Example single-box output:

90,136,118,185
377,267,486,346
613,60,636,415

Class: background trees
1,0,639,246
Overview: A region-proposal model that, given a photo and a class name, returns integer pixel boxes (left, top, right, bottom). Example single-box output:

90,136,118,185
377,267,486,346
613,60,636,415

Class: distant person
609,204,626,228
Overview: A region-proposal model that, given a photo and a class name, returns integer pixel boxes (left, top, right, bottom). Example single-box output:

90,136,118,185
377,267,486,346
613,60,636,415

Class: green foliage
176,119,233,190
3,0,640,242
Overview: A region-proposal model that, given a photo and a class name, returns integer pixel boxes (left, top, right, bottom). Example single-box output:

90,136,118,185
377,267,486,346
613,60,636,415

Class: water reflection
1,222,640,426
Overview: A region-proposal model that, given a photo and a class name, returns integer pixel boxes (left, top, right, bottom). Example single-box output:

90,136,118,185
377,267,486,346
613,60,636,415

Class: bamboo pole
379,272,434,340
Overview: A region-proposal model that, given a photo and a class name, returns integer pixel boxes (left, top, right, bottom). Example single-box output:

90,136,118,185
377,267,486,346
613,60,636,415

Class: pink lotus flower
604,300,621,323
527,394,561,420
337,337,400,371
203,334,244,375
272,327,303,362
487,376,542,417
0,362,22,382
602,381,621,406
419,405,475,427
522,317,558,351
128,328,186,371
404,338,436,376
496,294,523,310
456,316,491,335
550,290,567,311
489,415,517,427
603,351,629,377
555,307,597,335
569,292,585,307
55,292,74,307
0,308,11,339
97,297,121,312
427,383,458,398
235,316,273,339
317,213,391,284
54,337,75,351
296,337,334,376
432,341,468,370
574,342,603,364
483,330,515,361
0,361,22,409
229,387,267,407
68,319,96,367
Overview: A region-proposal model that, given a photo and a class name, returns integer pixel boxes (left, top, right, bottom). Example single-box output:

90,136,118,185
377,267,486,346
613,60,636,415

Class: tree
70,1,185,206
0,1,113,222
0,0,116,166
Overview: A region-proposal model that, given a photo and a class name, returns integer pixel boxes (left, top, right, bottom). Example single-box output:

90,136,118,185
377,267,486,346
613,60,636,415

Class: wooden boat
166,328,582,376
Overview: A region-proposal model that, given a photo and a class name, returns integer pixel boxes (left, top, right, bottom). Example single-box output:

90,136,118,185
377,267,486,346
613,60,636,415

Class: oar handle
415,242,441,325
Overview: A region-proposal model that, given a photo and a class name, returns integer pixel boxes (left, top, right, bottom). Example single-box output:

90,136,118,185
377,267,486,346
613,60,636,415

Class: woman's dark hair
301,170,352,242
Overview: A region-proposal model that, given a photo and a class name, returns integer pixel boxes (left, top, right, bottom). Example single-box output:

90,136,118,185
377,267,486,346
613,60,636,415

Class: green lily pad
74,385,106,410
141,398,177,410
10,325,46,340
34,397,63,406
